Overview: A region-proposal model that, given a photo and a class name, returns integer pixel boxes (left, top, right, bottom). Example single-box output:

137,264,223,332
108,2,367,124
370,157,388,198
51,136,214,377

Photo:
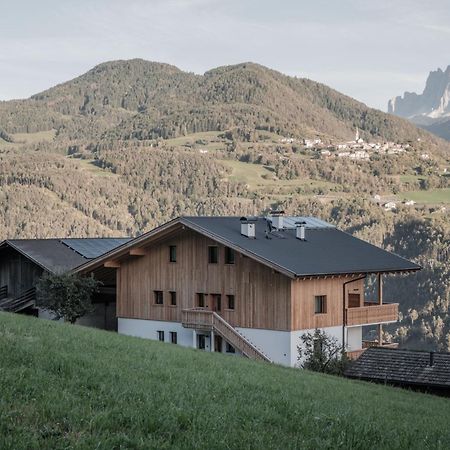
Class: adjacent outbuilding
345,347,450,396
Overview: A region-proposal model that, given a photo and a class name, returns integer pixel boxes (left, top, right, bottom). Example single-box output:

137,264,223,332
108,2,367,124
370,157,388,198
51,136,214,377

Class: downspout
342,275,367,353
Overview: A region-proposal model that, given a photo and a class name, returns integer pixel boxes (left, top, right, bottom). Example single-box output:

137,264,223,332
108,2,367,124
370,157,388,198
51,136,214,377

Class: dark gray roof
0,238,131,273
61,238,131,259
181,217,420,277
345,347,450,389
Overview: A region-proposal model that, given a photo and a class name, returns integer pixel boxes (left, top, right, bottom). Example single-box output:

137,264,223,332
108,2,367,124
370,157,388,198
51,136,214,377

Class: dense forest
0,59,449,350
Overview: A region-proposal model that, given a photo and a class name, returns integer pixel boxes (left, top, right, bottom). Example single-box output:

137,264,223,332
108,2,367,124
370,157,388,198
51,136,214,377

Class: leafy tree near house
36,273,100,324
297,329,349,375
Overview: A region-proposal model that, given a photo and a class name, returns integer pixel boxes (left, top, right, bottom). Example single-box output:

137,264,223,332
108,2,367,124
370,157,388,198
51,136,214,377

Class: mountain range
388,65,450,141
0,59,446,149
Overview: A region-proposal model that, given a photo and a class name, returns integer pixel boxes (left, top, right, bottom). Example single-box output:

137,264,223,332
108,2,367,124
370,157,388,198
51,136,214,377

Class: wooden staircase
0,287,36,313
182,309,272,363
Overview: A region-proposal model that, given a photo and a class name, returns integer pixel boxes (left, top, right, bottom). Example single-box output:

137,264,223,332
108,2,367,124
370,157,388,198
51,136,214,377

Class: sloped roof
0,238,131,273
345,347,450,389
181,217,420,277
74,216,420,278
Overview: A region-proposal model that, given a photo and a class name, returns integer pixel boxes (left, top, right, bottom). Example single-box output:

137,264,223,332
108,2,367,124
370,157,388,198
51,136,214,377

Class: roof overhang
73,217,422,279
0,239,54,273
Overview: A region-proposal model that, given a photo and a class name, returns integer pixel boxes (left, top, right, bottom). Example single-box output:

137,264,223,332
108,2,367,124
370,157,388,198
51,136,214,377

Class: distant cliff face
388,66,450,120
388,66,450,141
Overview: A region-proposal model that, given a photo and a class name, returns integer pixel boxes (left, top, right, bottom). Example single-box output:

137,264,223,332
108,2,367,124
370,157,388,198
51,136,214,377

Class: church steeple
355,126,360,142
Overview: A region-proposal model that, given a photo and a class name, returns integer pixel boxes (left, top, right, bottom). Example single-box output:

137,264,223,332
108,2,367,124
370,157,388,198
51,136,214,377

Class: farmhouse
0,238,130,329
75,215,420,366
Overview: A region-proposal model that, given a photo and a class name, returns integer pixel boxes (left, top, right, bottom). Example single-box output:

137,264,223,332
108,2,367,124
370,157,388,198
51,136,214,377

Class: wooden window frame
169,291,177,307
314,295,327,314
169,245,177,263
157,330,165,342
224,247,235,265
226,294,235,310
170,331,177,344
208,246,219,264
154,290,164,306
196,293,206,308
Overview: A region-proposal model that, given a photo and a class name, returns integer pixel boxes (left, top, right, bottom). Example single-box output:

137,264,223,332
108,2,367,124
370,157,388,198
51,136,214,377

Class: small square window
169,291,177,306
208,246,218,264
154,290,163,305
169,245,177,262
225,247,235,264
197,293,206,308
314,295,327,314
226,342,235,353
157,330,165,342
170,331,177,344
227,295,235,310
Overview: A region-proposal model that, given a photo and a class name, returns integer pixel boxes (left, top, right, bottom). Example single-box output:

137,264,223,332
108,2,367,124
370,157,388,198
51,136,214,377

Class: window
170,331,177,344
225,247,235,264
157,330,165,342
169,245,177,263
197,293,206,308
154,290,163,305
227,295,235,310
226,342,235,353
208,246,218,264
314,295,327,314
169,291,177,306
198,334,206,350
212,294,221,312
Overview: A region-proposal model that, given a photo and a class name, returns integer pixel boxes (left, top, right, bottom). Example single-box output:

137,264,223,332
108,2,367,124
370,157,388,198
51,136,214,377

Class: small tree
36,273,100,324
297,329,349,375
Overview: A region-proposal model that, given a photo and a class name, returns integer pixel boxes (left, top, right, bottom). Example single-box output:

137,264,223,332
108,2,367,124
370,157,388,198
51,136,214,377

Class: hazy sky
1,0,449,110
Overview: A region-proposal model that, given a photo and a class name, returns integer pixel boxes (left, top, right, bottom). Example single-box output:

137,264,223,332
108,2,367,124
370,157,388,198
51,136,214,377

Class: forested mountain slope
1,59,448,150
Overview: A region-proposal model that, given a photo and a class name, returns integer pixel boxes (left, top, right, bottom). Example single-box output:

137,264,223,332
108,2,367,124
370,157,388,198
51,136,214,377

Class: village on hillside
281,128,418,160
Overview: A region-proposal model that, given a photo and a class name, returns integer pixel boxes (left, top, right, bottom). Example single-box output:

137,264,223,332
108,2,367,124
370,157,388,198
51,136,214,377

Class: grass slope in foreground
0,314,449,450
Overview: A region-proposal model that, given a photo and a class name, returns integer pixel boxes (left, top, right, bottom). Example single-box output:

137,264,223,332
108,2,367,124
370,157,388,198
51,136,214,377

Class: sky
1,0,449,110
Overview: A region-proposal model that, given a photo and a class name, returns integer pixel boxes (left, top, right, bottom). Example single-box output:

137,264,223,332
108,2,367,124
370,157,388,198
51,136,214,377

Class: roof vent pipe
240,217,256,239
270,210,285,230
295,222,306,240
430,351,435,367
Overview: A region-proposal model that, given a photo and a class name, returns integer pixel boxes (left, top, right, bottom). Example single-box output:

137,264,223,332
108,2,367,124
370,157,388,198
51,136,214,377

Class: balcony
345,302,399,326
347,341,399,360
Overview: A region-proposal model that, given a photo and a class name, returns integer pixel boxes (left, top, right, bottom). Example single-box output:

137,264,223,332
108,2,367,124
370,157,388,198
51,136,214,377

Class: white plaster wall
346,326,362,351
291,326,344,367
236,327,292,366
118,318,195,347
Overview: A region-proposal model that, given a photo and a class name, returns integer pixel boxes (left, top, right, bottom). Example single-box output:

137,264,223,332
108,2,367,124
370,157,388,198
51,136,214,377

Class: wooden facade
0,247,44,299
115,228,397,331
117,229,291,330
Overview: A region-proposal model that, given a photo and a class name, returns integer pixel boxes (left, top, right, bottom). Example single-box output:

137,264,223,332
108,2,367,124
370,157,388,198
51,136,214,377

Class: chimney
240,217,256,239
270,210,285,230
295,221,306,240
429,351,435,367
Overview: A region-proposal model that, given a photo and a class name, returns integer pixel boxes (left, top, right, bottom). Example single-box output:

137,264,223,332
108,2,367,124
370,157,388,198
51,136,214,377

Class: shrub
36,273,100,324
297,329,349,375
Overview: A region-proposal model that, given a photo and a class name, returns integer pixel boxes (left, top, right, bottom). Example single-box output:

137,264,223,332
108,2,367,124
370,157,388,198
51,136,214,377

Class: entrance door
214,335,223,352
348,293,361,308
210,294,222,312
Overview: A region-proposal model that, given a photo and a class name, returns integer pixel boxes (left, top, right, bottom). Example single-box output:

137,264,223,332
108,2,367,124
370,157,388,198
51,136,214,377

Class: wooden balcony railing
345,302,399,326
0,287,36,313
181,308,271,363
347,342,400,360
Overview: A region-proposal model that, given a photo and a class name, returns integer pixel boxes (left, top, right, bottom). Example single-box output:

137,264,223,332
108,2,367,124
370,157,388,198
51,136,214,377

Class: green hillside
0,313,449,450
0,59,448,150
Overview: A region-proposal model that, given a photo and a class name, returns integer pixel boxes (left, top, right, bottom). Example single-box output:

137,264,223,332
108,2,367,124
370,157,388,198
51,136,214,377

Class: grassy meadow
1,313,450,449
